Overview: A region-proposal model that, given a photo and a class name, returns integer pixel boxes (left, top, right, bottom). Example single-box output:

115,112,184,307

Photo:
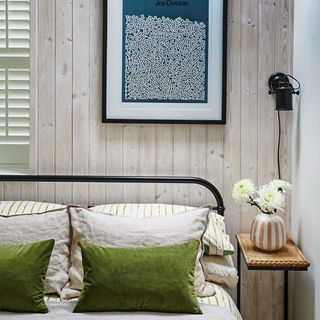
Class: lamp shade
268,72,297,111
275,86,293,110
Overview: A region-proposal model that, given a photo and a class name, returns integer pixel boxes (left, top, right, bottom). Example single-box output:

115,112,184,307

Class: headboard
0,175,225,216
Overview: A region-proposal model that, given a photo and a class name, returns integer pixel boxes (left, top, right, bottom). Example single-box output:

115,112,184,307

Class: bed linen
202,255,239,289
0,303,236,320
1,284,240,320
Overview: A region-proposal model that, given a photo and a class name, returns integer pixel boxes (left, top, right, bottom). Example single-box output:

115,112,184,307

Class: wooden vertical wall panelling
1,0,293,318
273,1,294,319
21,0,38,201
274,0,293,231
223,0,241,302
4,182,21,201
206,125,224,204
72,0,90,204
37,0,55,202
172,124,190,205
240,0,259,319
89,0,105,205
189,125,207,206
155,125,173,203
257,1,276,319
105,124,123,203
55,0,73,204
122,125,140,202
139,124,156,203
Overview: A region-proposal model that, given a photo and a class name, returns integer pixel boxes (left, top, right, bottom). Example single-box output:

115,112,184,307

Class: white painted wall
293,1,320,319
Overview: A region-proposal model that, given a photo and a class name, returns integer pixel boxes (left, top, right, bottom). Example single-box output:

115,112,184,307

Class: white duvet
0,301,238,320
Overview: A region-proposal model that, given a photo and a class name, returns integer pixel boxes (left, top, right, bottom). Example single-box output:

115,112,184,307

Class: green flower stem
247,196,273,214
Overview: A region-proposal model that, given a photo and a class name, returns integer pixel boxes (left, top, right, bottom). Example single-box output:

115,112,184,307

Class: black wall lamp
268,72,301,180
268,72,300,110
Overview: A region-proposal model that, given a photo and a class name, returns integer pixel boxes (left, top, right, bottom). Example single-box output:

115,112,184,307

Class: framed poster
103,0,227,124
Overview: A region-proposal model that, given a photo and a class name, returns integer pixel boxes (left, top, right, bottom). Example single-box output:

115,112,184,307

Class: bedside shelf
236,234,310,270
236,233,310,320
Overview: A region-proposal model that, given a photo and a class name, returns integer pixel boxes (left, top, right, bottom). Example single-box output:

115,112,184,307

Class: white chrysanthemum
268,179,292,193
232,179,256,202
256,184,286,213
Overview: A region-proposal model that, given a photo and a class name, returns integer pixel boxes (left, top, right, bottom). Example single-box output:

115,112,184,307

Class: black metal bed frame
0,175,225,216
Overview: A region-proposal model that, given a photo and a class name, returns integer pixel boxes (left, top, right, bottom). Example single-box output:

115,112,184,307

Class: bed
0,175,242,320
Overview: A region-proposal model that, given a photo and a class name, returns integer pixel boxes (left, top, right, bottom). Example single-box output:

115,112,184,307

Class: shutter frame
0,0,30,146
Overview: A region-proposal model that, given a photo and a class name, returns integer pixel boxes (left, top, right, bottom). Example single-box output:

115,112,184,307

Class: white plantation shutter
0,0,30,147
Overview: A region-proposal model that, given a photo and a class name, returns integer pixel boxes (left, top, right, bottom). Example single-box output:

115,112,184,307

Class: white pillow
62,206,215,299
92,203,235,256
202,255,238,289
0,208,70,295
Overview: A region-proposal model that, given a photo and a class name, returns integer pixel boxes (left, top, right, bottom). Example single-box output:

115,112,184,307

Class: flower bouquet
232,179,291,251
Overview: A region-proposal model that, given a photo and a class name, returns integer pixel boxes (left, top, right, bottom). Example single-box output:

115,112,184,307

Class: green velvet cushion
0,239,54,313
74,240,202,314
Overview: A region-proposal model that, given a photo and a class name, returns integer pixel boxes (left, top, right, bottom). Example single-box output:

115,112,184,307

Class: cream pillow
92,203,234,256
202,255,238,289
0,208,70,296
62,206,215,299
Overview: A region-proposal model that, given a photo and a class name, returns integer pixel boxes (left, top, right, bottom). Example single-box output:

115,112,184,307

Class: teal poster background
123,0,209,23
122,0,209,103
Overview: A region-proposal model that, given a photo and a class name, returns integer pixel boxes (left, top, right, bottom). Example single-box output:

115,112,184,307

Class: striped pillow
0,201,66,216
198,283,242,320
91,203,234,256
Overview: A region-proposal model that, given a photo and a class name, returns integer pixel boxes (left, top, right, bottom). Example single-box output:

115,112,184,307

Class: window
0,0,30,173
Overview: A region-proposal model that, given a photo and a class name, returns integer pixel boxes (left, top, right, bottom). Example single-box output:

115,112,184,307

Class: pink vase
250,213,286,251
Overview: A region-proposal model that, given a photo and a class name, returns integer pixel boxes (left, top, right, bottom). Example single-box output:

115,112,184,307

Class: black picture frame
102,0,228,124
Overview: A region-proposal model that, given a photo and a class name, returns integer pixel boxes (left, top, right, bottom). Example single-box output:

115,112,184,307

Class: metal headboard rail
0,175,225,216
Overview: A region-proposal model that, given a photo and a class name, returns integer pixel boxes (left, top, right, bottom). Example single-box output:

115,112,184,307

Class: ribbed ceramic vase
250,213,286,251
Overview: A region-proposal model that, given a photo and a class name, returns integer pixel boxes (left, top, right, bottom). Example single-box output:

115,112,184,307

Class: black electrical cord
286,74,301,92
277,110,281,180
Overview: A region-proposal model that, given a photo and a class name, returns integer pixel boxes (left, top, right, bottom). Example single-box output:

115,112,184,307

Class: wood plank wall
0,0,293,319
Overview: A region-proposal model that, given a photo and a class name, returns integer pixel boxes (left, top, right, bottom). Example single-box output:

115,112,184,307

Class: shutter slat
8,108,28,117
9,39,29,48
8,2,29,11
8,68,28,78
8,91,30,99
8,12,30,21
8,81,29,89
8,20,28,28
8,126,29,136
9,30,29,39
0,49,29,57
0,136,29,144
8,117,29,126
7,98,29,107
